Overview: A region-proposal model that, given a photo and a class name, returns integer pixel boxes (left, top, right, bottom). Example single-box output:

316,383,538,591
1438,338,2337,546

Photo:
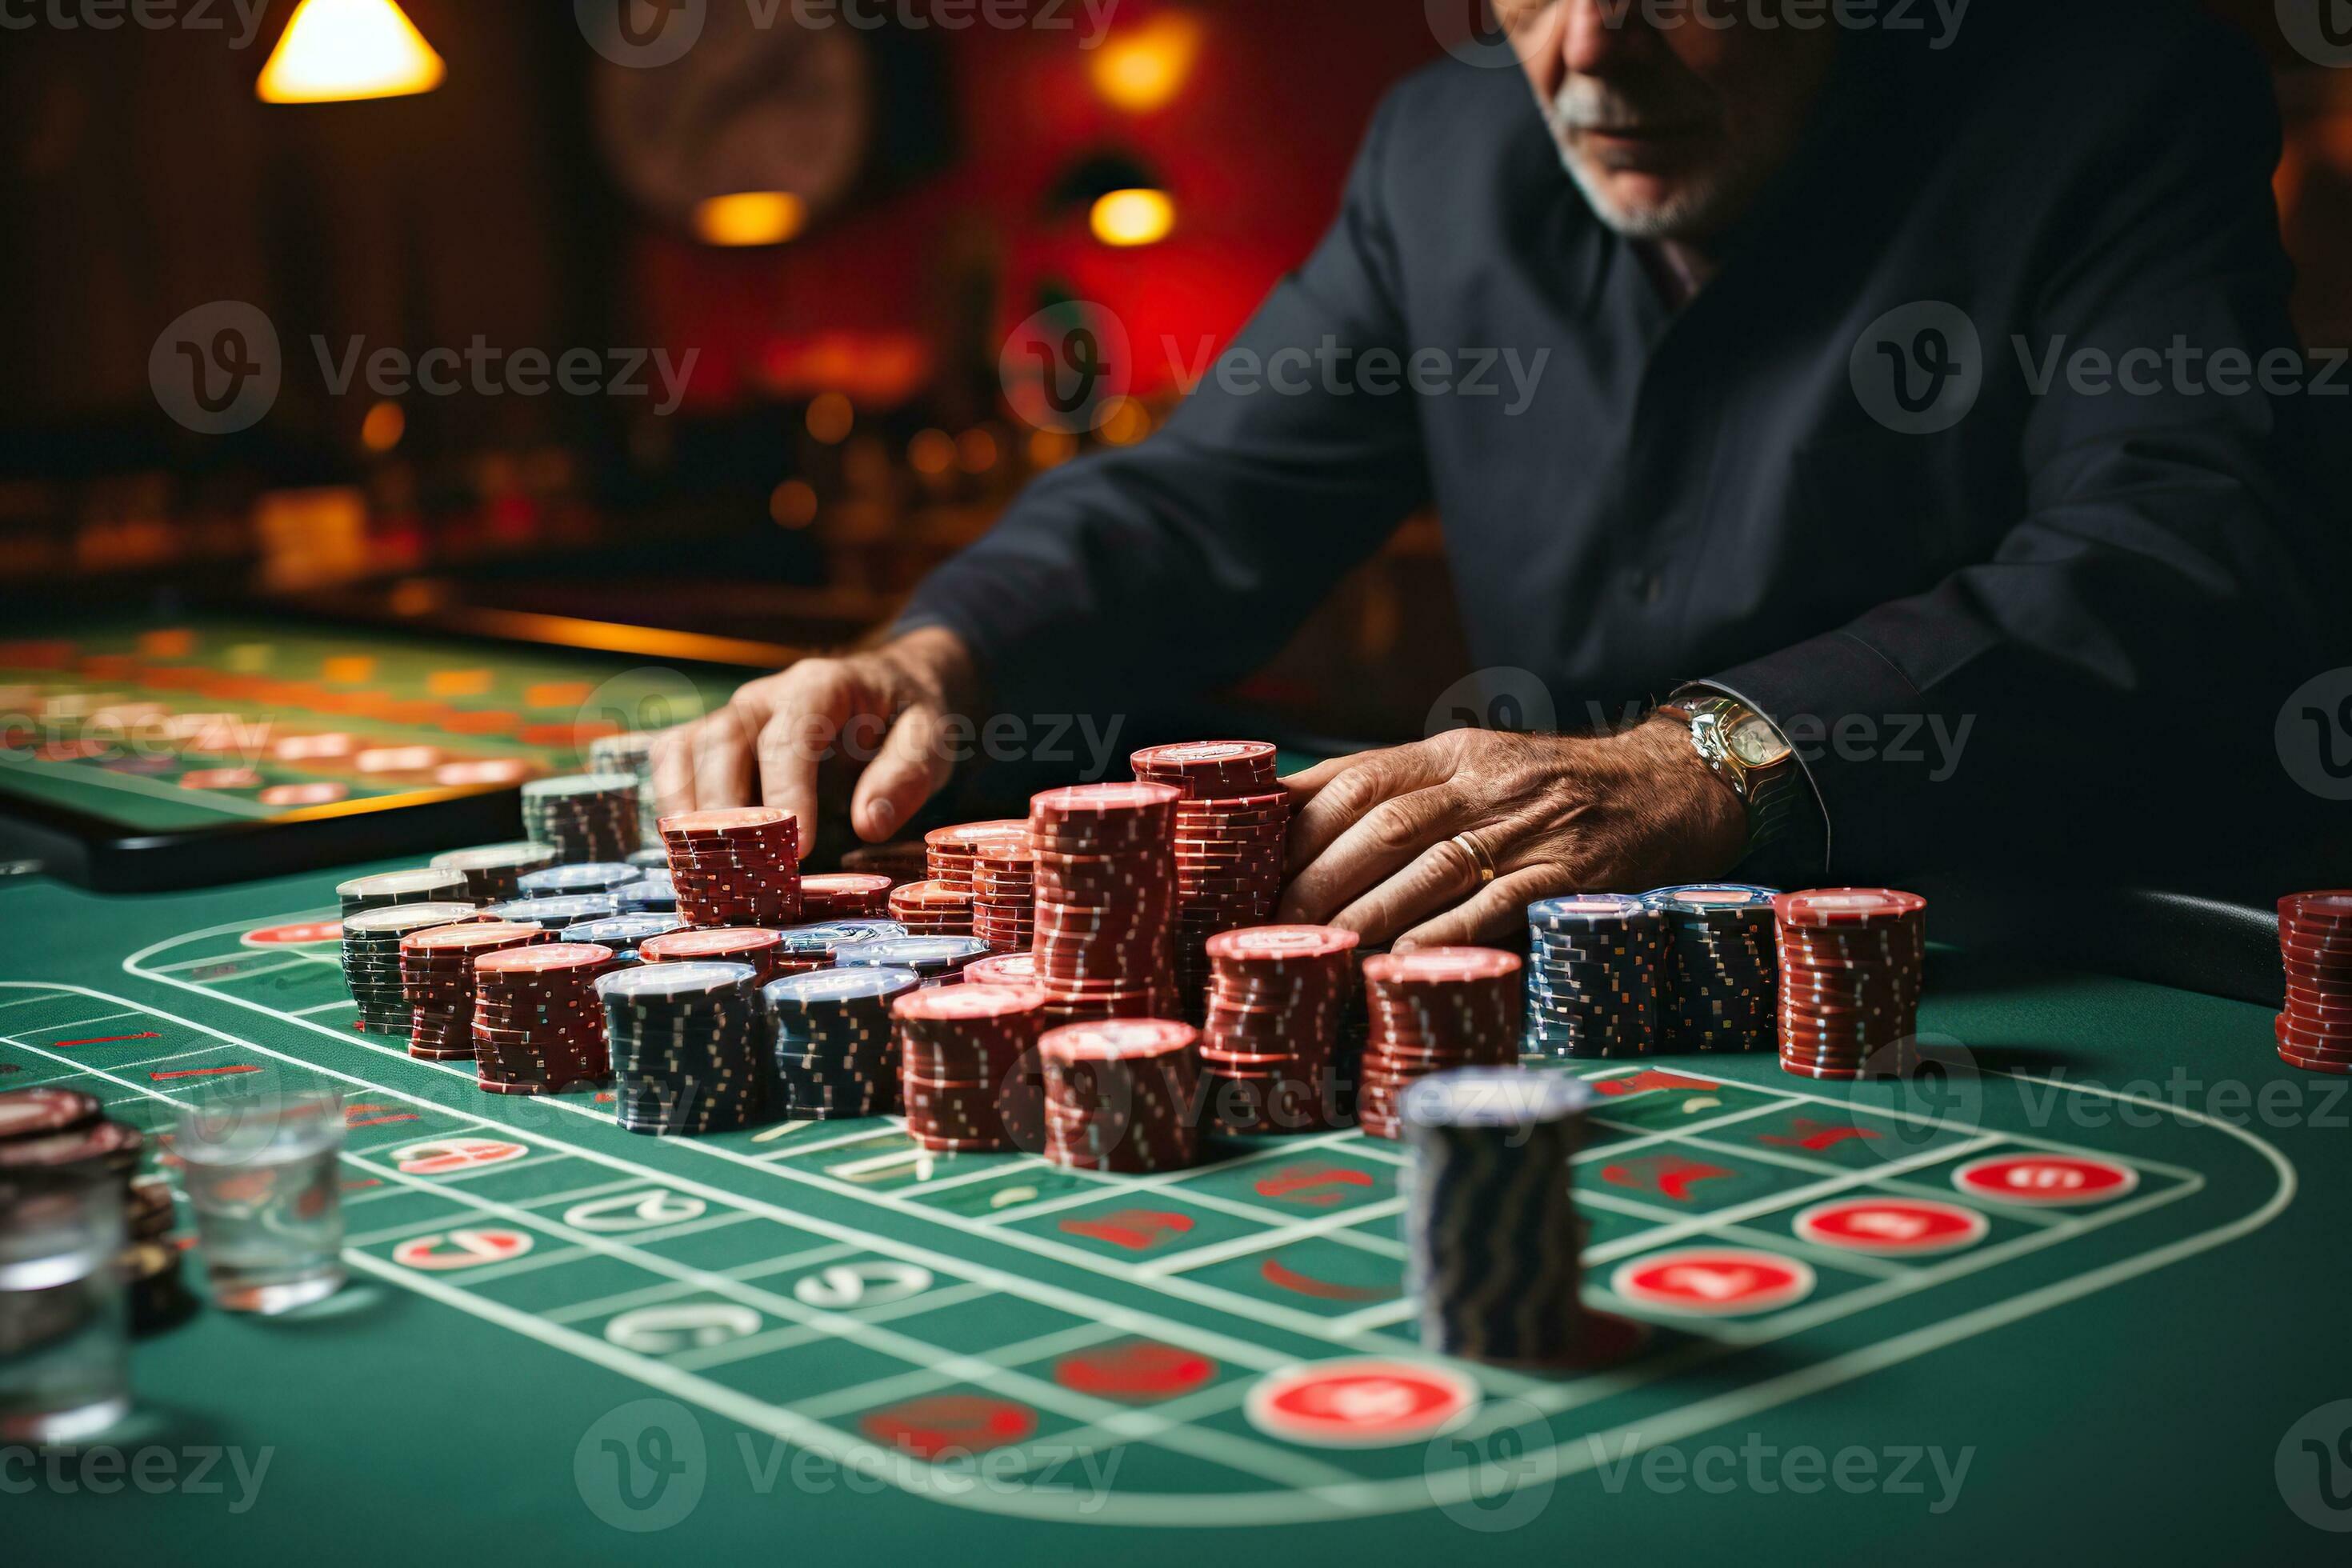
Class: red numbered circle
1951,1154,2138,1207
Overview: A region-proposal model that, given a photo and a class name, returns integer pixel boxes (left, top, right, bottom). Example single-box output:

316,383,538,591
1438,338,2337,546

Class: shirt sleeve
891,89,1432,720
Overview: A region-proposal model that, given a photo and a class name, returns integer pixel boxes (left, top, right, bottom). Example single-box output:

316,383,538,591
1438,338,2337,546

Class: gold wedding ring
1450,831,1496,888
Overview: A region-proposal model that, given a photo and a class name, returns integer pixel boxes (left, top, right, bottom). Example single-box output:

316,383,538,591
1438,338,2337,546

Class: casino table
6,859,2345,1562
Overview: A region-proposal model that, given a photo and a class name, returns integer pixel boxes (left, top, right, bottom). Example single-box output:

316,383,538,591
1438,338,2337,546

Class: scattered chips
490,894,625,932
835,935,991,988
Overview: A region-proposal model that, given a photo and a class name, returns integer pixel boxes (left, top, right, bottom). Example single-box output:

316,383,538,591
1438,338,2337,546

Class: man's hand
1275,719,1749,950
650,627,979,844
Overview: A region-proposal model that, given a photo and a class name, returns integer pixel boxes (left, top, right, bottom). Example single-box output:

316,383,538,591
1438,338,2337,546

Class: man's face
1498,0,1838,242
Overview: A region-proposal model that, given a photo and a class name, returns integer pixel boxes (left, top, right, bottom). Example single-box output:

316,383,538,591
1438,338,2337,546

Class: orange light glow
908,430,956,478
769,480,819,529
806,392,854,445
692,191,807,248
1091,12,1203,114
1027,429,1078,470
360,400,405,453
956,428,1000,474
256,0,445,105
1090,189,1176,248
1098,398,1153,447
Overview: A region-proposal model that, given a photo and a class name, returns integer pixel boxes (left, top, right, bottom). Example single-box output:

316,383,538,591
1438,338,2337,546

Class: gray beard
1554,134,1734,242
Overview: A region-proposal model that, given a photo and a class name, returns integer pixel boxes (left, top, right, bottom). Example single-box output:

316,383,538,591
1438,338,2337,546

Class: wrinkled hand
1275,720,1748,950
650,627,978,844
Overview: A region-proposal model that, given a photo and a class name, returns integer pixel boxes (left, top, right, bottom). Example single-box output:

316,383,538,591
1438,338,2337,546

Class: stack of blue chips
1640,884,1779,1052
1403,1068,1593,1365
614,868,678,913
561,911,688,966
518,862,640,897
1524,894,1666,1058
834,935,991,988
764,966,921,1120
596,962,767,1135
491,893,624,932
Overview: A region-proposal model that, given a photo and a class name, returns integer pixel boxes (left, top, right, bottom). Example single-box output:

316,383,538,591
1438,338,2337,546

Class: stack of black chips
340,901,482,1035
429,842,558,905
597,962,768,1134
1642,885,1780,1052
1524,894,1666,1059
521,774,643,866
763,966,921,1120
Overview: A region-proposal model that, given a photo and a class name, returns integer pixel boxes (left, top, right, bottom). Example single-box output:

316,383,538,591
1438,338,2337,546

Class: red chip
892,982,1046,1022
1772,889,1928,927
472,942,615,974
1207,925,1358,962
1040,1018,1198,1061
1031,782,1182,817
1362,947,1520,985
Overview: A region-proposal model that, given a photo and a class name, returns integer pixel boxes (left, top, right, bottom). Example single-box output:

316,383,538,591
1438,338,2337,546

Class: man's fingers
1282,743,1454,876
850,702,954,844
690,706,759,812
754,670,856,831
650,722,700,816
1277,785,1461,926
1392,866,1563,953
1324,829,1490,947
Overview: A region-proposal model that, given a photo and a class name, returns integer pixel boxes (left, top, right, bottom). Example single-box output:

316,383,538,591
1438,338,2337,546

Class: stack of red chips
1356,949,1523,1140
887,879,977,935
470,942,616,1094
841,841,929,888
1201,926,1358,1134
1029,782,1182,1028
660,807,802,927
973,841,1036,952
798,873,895,920
1039,1018,1202,1173
1132,743,1290,1018
641,926,787,986
399,921,551,1061
1773,890,1927,1079
964,950,1038,986
2275,891,2352,1075
894,982,1049,1153
924,821,1031,888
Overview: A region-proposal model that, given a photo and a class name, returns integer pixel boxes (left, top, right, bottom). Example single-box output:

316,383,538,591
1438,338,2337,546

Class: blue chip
776,919,909,955
837,936,990,970
519,863,638,894
1400,1069,1592,1130
562,913,688,945
493,894,625,926
596,962,758,1001
763,967,922,1008
1640,884,1780,914
614,881,680,911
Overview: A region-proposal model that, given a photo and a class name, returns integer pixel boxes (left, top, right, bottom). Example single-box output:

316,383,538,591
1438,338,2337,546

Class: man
656,0,2339,950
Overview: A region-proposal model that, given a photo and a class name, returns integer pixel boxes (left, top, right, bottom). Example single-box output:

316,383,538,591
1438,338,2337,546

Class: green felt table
4,862,2346,1564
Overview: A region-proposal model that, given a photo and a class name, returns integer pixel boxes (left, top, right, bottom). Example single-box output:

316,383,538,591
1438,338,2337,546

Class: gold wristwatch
1657,690,1804,863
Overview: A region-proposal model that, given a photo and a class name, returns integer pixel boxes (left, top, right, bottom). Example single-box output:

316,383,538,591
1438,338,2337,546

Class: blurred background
1,0,2346,743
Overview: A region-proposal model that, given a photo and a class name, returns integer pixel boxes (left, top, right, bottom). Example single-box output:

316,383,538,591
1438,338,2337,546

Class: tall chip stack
1524,894,1666,1059
1130,742,1290,1020
895,982,1049,1152
642,926,787,986
1356,949,1523,1140
586,732,662,850
1028,782,1182,1027
1645,885,1779,1051
1403,1068,1594,1366
766,967,920,1121
340,902,483,1035
470,943,616,1094
798,873,896,920
429,842,558,905
1039,1019,1202,1173
2277,890,2352,1075
398,921,550,1061
522,774,643,866
598,962,768,1134
886,879,976,936
1200,926,1357,1134
659,806,803,928
971,841,1037,953
337,866,472,920
1774,889,1928,1078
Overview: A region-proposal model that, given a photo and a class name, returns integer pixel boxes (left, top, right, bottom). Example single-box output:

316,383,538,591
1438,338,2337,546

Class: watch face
1726,714,1790,767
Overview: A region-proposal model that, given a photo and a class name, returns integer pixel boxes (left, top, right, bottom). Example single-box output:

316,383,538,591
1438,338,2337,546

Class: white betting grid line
1140,1199,1408,1278
78,926,2295,1523
540,1242,863,1326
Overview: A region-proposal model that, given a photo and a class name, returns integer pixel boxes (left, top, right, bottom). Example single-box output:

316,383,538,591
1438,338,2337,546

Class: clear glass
0,1177,130,1442
174,1087,346,1314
